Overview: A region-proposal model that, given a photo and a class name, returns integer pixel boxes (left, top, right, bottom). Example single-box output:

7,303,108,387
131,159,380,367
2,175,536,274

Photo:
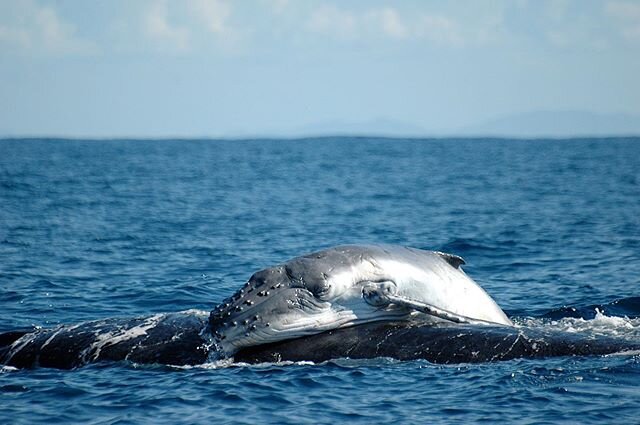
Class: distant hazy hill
291,111,640,139
458,111,640,138
296,118,427,138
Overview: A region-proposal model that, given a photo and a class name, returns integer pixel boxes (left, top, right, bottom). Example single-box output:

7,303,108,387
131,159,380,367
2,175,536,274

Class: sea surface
1,137,639,424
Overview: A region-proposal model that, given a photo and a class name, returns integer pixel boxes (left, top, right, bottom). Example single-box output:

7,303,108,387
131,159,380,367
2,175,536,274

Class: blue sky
0,0,639,137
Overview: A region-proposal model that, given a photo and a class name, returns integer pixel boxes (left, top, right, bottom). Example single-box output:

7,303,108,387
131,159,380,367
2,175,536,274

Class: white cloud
261,0,289,16
307,5,358,39
366,8,409,40
304,4,500,47
0,0,97,54
308,5,413,41
498,0,615,50
144,0,190,51
7,1,621,58
187,0,246,49
606,0,640,41
126,0,241,55
545,29,573,47
545,0,571,22
0,25,30,48
414,14,465,46
188,0,232,35
606,0,640,20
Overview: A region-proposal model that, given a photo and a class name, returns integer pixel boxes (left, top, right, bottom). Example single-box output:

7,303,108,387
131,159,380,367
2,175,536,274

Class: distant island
294,110,640,139
458,110,640,138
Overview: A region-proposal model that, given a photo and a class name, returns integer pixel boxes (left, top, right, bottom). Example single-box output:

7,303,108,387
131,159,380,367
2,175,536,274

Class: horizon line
1,134,640,142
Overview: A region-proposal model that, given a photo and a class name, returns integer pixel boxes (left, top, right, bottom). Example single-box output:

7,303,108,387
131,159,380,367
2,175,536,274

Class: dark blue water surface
1,137,639,423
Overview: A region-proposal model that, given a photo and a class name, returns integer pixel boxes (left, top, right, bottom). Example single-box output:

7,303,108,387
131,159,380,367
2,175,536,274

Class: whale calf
209,245,512,356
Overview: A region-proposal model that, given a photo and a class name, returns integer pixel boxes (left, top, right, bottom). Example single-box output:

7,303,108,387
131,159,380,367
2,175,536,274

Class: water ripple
1,137,640,424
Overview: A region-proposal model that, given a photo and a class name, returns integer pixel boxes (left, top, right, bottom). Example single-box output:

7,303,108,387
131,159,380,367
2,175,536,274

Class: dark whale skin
2,314,637,369
0,312,209,369
235,321,638,364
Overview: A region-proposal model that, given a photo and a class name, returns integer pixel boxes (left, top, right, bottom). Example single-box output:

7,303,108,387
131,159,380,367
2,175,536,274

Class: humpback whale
1,312,637,369
209,245,512,356
1,245,637,370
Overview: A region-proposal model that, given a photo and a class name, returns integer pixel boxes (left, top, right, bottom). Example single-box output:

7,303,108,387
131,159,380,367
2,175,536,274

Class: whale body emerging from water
209,245,512,356
1,311,637,369
2,245,636,370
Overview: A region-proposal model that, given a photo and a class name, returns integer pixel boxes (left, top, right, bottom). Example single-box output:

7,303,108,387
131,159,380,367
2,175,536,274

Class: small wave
234,360,318,368
538,296,640,321
185,357,405,370
170,358,317,370
606,349,640,357
169,358,237,370
1,365,19,373
515,309,640,341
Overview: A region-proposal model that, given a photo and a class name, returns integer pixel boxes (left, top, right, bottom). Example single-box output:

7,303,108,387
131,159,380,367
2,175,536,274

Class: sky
0,0,639,138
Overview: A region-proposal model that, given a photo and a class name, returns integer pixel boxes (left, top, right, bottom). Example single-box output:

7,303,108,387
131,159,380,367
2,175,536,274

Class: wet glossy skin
3,313,636,369
209,245,512,356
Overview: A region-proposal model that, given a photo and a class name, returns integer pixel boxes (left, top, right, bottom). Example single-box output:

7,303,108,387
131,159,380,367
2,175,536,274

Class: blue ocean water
1,137,639,423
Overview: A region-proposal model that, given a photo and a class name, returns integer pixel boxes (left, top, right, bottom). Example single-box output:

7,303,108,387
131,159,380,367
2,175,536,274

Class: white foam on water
514,309,640,341
171,358,320,370
178,309,209,317
238,360,317,368
1,365,19,373
170,358,239,370
605,349,640,357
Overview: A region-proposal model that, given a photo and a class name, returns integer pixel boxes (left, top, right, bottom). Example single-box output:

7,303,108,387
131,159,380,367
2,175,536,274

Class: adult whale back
0,312,210,369
209,245,512,356
2,312,637,369
234,320,640,364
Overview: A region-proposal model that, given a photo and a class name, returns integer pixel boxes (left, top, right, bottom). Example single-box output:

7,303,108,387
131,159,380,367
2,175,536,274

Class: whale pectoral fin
361,281,473,325
383,294,500,326
362,280,501,326
384,294,472,324
434,251,466,269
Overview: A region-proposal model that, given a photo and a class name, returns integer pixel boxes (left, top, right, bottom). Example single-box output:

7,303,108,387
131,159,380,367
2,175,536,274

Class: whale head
208,245,512,357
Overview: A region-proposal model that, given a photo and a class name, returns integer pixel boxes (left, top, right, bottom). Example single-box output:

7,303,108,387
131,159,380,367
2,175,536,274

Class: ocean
1,137,639,423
